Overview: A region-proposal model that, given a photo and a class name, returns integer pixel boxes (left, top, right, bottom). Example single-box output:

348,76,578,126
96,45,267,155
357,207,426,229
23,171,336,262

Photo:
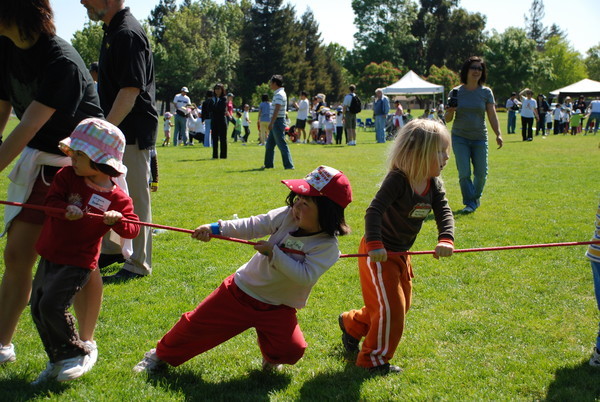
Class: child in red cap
134,165,352,374
30,118,140,385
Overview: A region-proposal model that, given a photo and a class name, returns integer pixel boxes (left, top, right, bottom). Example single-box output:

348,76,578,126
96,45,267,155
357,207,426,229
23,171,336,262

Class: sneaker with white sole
31,362,61,385
261,357,283,372
133,348,166,373
590,347,600,367
84,340,98,370
0,343,16,364
56,353,93,382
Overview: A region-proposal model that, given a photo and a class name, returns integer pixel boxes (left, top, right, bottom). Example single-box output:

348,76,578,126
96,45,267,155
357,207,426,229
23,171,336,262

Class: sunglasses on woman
469,65,483,71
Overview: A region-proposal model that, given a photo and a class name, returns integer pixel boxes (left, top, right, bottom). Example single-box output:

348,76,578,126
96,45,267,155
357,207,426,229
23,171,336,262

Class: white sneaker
31,362,61,385
261,357,283,372
590,347,600,367
0,343,15,364
133,348,166,373
56,354,93,382
84,340,98,370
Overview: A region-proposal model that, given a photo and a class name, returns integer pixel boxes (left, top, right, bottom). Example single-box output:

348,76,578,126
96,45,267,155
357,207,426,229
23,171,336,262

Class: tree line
71,0,600,109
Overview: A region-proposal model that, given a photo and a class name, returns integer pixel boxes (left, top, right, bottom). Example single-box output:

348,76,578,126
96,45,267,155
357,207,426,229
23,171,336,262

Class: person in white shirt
262,75,294,169
172,87,191,146
519,89,538,141
585,97,600,135
294,91,310,143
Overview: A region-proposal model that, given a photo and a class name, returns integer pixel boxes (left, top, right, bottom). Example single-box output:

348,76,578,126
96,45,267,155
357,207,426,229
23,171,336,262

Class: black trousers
521,117,534,140
211,126,227,159
30,258,91,363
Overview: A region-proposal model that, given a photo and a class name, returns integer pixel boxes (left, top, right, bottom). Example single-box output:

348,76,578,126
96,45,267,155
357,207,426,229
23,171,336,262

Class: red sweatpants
341,237,413,368
155,274,307,367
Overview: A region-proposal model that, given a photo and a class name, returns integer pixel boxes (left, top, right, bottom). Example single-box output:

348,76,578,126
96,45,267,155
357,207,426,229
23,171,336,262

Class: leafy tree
357,61,402,97
533,35,587,95
585,44,600,81
349,0,417,76
524,0,547,50
251,82,273,108
70,21,103,68
442,8,487,72
148,0,177,44
427,65,460,96
154,0,243,106
483,27,540,102
545,23,565,42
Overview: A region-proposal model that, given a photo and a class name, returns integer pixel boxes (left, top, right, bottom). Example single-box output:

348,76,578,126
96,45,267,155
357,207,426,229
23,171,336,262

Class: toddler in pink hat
30,118,140,385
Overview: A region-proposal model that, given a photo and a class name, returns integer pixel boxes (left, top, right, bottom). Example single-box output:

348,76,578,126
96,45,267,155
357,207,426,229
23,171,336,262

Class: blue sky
53,0,599,55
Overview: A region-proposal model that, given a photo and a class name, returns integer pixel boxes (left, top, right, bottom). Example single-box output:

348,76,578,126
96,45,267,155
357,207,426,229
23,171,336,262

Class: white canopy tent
382,70,445,100
549,78,600,98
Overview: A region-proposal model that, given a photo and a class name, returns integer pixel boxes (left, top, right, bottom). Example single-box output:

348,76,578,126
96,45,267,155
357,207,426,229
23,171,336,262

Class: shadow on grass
298,361,370,400
545,360,600,401
0,378,69,402
147,369,291,401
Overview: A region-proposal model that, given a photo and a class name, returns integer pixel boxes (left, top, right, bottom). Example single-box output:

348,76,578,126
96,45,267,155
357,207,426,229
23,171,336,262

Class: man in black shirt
82,0,158,280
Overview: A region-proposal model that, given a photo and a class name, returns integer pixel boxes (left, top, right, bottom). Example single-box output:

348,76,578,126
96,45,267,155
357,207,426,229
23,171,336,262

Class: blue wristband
210,222,221,235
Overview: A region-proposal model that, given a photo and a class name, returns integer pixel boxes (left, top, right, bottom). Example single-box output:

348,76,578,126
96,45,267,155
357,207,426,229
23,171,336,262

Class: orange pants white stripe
341,237,413,368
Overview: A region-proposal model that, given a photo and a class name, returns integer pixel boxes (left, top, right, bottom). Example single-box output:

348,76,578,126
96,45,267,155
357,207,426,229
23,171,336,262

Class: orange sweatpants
341,237,413,368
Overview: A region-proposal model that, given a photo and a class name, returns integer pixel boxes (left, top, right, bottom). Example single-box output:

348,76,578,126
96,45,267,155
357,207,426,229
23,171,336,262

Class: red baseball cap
281,165,352,208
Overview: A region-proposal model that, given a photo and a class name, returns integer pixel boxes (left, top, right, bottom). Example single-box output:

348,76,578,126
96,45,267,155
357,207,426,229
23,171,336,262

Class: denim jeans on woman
264,118,294,169
452,135,488,210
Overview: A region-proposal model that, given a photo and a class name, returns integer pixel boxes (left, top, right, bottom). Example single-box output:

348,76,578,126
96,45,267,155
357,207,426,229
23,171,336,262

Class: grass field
0,111,599,401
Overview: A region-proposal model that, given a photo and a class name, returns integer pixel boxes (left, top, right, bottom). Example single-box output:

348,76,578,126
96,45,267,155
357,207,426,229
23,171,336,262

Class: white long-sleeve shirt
219,206,340,309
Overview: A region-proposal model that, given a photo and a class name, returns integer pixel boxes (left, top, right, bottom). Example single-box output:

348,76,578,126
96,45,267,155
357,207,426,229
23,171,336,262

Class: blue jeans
174,114,188,146
452,135,488,208
586,112,600,134
593,261,600,349
507,110,516,133
203,119,212,147
375,115,386,143
264,118,294,169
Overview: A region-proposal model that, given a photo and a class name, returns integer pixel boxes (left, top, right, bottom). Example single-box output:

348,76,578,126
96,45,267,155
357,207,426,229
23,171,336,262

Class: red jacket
36,167,140,269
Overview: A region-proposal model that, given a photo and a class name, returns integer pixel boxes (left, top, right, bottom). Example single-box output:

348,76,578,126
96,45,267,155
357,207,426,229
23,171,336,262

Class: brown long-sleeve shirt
365,169,454,252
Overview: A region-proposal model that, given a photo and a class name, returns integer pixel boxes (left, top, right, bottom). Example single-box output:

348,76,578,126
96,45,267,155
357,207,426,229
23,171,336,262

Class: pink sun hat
59,118,127,174
281,165,352,208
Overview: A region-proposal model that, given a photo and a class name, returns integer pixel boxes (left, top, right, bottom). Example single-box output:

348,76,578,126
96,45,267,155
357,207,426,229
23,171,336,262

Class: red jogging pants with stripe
341,237,413,368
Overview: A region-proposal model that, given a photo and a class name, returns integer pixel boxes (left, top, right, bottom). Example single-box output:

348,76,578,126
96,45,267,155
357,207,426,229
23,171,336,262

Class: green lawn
0,112,599,400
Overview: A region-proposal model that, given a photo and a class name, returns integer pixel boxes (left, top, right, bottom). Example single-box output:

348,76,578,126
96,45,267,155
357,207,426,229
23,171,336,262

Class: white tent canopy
382,70,444,96
549,78,600,97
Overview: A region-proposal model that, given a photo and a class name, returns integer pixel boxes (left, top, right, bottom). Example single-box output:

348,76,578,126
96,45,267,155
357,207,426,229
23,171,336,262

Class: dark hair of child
261,94,269,102
285,191,350,237
235,111,242,118
89,161,122,178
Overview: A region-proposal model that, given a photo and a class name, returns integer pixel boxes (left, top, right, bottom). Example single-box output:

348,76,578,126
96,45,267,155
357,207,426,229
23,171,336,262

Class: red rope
0,200,597,258
0,200,304,255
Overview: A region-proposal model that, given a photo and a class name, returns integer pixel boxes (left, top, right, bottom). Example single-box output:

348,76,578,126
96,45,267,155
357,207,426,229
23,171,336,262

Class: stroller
385,114,397,141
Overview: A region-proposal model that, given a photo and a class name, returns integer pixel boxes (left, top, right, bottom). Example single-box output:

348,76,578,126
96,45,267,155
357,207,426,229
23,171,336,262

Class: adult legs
507,111,516,133
452,135,476,208
470,138,489,205
73,269,102,341
592,261,600,350
263,127,276,168
271,118,294,169
375,115,386,143
122,146,152,275
0,221,42,346
537,113,546,135
203,119,212,147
